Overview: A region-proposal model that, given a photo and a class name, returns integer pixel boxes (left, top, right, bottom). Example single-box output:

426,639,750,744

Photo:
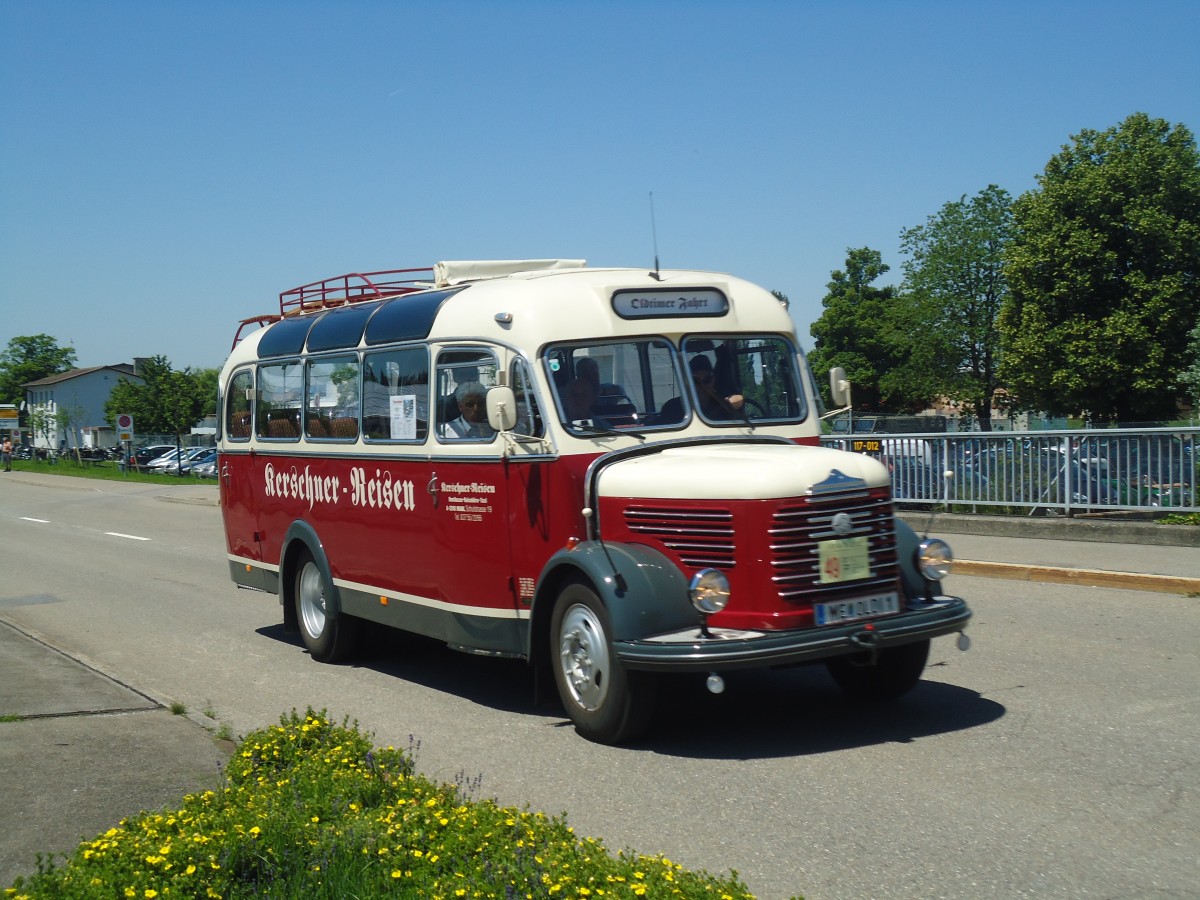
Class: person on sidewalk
2,437,12,472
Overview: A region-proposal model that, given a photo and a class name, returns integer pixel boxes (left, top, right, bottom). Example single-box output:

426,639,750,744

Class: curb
954,559,1200,595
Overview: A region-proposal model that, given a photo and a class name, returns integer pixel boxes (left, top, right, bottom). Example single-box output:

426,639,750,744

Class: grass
5,457,215,486
4,710,768,900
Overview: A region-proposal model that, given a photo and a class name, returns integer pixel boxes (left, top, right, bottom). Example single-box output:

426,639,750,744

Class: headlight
689,568,730,614
917,538,953,581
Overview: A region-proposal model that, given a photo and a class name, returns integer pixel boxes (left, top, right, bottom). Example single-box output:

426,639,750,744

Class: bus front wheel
550,580,655,744
294,548,358,663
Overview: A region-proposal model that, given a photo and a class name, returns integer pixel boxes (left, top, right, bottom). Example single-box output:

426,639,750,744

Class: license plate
814,592,900,627
818,536,870,584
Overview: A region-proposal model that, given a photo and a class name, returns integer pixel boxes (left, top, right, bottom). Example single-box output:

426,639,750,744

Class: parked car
191,455,219,478
131,444,176,469
177,448,217,475
149,447,212,474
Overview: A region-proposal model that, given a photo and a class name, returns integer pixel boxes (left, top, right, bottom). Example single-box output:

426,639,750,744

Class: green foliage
1000,112,1200,423
809,248,932,412
1180,319,1200,409
901,185,1013,430
0,335,76,404
8,710,757,900
192,368,221,418
105,356,207,440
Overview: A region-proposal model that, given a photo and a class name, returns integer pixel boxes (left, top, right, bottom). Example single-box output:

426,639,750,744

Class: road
1,475,1197,898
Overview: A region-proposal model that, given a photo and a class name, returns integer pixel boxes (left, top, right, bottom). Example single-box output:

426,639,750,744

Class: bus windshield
543,335,808,431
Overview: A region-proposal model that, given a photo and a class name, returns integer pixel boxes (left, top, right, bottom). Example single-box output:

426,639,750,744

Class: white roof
434,259,588,286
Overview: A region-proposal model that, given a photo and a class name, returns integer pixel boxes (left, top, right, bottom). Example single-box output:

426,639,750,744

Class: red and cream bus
218,259,971,744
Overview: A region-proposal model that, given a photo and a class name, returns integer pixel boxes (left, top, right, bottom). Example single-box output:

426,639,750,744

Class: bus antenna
649,192,662,281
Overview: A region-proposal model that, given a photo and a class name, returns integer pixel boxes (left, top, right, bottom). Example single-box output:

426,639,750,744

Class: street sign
0,406,17,439
117,413,134,442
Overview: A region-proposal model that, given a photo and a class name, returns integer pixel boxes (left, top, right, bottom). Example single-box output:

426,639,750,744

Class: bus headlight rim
917,537,954,581
689,568,730,615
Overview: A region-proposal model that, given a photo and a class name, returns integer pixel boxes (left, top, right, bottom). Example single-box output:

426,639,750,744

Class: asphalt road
1,475,1197,898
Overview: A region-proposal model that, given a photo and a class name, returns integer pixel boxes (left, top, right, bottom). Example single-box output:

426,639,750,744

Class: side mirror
486,386,518,432
829,367,851,408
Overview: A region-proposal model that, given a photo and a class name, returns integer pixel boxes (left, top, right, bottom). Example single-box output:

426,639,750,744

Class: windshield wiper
570,421,646,441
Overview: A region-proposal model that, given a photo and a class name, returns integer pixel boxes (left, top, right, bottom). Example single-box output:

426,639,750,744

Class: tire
550,580,656,744
826,638,930,701
293,548,358,663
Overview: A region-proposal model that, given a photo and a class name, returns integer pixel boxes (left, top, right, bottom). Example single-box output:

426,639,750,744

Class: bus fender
528,541,696,657
894,517,943,599
279,520,340,633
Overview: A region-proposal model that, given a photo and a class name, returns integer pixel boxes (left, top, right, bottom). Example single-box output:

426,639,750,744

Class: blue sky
2,0,1198,371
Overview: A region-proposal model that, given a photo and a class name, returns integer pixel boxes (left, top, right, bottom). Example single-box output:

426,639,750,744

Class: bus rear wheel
825,638,929,701
294,548,358,663
550,580,656,744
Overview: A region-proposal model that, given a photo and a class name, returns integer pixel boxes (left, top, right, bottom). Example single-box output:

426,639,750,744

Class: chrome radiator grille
769,488,899,603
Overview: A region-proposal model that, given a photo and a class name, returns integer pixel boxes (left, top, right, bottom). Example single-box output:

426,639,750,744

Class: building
23,363,144,449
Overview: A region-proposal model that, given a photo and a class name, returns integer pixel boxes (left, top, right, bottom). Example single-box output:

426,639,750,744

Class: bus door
496,356,558,611
427,348,528,652
220,367,263,565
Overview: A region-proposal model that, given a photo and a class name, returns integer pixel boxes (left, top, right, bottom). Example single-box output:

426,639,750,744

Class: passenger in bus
441,382,495,439
561,376,610,426
658,355,745,423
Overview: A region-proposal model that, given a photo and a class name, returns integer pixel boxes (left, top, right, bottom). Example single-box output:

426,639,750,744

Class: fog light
689,568,730,614
917,538,953,580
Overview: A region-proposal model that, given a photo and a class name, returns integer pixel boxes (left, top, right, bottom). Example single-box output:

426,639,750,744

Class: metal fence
820,426,1199,515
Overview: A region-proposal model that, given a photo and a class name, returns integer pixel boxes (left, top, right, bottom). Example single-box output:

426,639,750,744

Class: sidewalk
903,512,1200,595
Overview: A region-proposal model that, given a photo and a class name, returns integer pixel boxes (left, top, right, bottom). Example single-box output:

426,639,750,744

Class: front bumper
615,596,971,671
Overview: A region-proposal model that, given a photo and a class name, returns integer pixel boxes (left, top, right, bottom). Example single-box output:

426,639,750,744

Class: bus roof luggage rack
231,313,283,350
279,268,436,317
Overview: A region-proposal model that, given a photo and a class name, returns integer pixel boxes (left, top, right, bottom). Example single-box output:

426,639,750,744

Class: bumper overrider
615,597,971,672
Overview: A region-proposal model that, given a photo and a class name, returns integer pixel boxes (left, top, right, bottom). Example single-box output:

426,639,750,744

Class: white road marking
19,517,50,523
105,532,151,542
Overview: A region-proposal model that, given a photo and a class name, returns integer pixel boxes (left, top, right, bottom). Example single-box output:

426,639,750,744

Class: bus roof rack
279,268,435,317
231,314,282,350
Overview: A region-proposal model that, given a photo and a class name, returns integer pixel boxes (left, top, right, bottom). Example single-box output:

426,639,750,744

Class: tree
900,185,1013,430
999,113,1200,424
808,248,930,412
105,356,207,468
0,335,77,404
1181,318,1200,413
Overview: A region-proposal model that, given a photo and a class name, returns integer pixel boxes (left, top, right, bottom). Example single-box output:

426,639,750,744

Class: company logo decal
263,462,416,512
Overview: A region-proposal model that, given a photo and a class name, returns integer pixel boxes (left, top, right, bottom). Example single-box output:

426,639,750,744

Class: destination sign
611,288,729,319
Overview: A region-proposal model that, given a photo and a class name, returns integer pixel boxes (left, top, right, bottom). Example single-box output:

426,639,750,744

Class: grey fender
895,517,942,600
526,541,696,659
279,520,340,633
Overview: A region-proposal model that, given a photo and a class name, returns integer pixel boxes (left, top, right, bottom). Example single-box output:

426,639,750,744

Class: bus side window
435,349,500,441
511,358,544,437
256,361,302,440
363,347,429,442
226,369,253,440
307,355,359,440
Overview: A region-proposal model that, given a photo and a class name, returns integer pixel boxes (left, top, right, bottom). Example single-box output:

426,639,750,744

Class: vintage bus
218,259,971,744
